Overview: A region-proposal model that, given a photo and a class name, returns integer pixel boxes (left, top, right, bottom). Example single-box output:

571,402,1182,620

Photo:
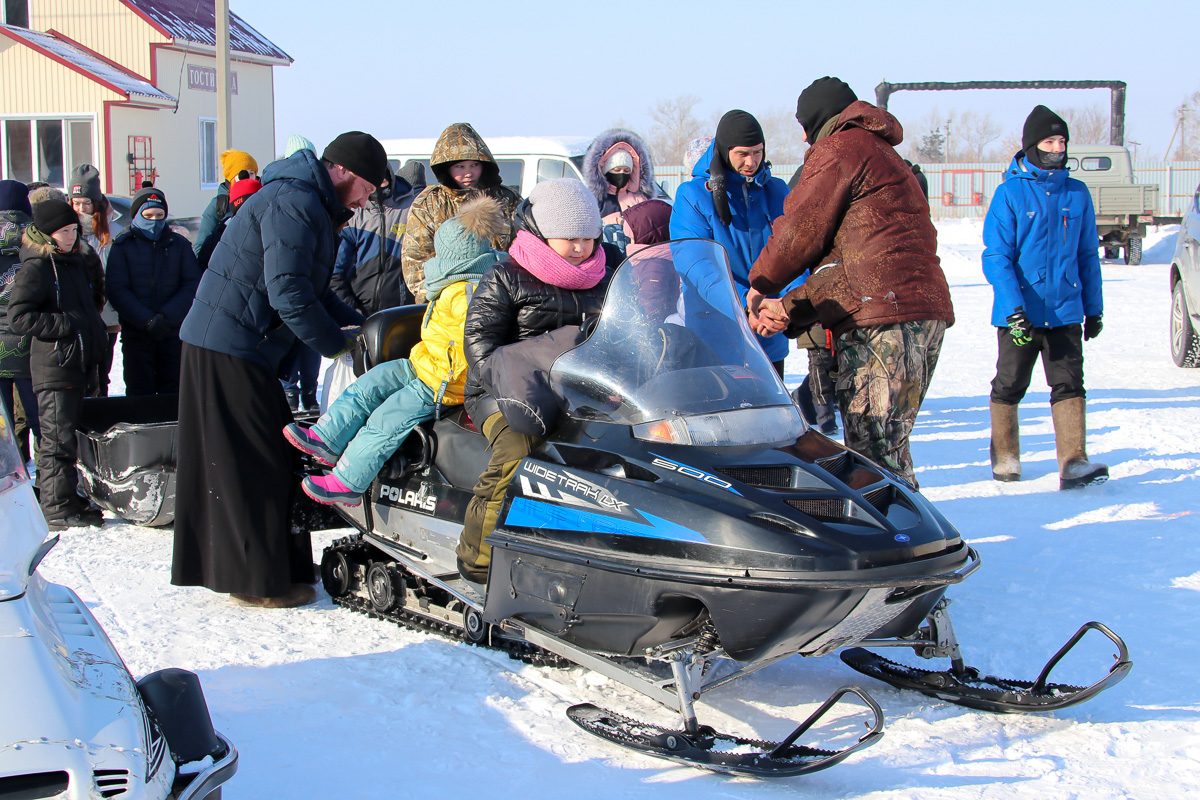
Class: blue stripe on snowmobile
504,498,709,543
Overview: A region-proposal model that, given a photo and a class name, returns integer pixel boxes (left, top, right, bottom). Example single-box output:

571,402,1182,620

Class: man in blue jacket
173,132,386,608
670,111,791,373
982,105,1106,490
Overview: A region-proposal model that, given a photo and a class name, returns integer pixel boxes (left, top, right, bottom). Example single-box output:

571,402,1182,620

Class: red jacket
749,101,953,338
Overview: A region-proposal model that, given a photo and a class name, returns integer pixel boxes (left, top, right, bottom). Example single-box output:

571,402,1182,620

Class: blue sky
234,0,1195,161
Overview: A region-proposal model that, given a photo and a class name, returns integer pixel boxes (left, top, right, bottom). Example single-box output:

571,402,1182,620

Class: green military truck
1068,144,1175,265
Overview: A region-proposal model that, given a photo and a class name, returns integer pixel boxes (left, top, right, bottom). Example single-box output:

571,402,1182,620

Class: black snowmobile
317,240,1131,777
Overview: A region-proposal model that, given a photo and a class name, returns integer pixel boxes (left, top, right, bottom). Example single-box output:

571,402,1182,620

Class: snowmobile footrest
841,621,1132,713
566,685,884,777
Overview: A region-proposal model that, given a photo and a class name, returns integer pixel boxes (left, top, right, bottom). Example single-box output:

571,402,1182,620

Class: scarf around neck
508,230,605,290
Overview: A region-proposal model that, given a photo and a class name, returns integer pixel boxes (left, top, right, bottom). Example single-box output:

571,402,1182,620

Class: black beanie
68,163,105,206
131,186,167,217
1022,105,1069,151
709,110,765,225
322,131,389,188
795,77,858,143
33,199,80,237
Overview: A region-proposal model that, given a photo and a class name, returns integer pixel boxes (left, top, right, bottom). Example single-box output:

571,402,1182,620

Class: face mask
79,215,95,236
1038,148,1066,168
132,213,167,241
605,171,631,190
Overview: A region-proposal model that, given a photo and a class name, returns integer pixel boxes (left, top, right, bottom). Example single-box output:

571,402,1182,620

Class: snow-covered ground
38,221,1200,798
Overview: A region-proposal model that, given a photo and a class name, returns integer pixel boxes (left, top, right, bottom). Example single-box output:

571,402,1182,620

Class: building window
199,118,218,189
3,1,30,28
4,120,33,183
1,117,93,187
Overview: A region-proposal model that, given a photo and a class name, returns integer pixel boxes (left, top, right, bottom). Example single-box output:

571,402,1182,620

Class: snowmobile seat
432,408,490,490
354,303,429,376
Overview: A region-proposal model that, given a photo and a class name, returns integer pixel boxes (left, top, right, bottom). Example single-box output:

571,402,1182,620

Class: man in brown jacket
747,77,954,487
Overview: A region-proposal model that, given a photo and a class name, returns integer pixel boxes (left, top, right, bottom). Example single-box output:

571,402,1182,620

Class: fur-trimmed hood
582,129,656,204
20,226,93,261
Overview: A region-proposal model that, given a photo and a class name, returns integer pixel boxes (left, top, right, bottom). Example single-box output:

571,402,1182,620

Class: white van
380,135,590,198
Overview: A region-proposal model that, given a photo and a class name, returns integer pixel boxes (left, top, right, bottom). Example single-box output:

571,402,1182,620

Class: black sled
315,240,1131,777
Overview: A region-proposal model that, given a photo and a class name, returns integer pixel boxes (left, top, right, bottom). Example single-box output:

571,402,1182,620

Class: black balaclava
1022,104,1070,170
709,110,765,225
795,76,858,144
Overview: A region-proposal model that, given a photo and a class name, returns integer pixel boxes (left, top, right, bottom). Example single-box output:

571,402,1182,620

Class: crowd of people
0,76,1109,606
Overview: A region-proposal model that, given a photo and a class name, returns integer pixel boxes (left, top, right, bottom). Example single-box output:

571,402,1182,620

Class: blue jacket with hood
982,153,1103,328
181,149,364,370
670,140,790,361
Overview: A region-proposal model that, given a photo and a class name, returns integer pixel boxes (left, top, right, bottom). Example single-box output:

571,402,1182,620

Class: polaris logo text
380,484,436,512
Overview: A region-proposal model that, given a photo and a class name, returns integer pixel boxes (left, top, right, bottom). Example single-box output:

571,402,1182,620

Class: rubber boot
989,401,1021,481
1051,397,1109,490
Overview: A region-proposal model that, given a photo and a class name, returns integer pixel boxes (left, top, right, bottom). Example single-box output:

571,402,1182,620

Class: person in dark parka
172,134,382,609
106,187,200,396
0,180,38,457
7,199,107,528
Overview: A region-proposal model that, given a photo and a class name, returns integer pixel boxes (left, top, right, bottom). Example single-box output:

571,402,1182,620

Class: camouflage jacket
400,123,520,302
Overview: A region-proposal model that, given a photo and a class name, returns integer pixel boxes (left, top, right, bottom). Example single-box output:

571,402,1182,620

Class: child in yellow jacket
284,198,505,506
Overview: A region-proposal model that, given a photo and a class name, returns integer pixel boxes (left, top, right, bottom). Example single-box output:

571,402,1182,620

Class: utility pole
215,0,232,153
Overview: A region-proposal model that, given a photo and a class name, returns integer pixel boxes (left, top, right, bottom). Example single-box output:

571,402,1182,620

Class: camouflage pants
834,320,946,487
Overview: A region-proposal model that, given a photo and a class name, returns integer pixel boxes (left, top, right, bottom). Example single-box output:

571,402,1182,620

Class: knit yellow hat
220,150,258,182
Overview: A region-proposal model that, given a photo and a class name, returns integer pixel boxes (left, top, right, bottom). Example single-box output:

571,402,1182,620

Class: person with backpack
193,150,259,257
106,187,201,395
196,175,261,270
284,197,508,508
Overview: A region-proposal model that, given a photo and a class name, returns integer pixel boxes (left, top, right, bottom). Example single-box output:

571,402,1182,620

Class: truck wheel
1103,246,1120,260
1124,238,1142,265
1171,281,1200,367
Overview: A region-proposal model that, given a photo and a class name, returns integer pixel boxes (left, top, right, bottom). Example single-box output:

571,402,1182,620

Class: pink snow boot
283,423,338,466
301,473,362,508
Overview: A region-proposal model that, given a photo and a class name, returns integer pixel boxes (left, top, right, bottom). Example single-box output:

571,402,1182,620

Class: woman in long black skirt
172,343,316,606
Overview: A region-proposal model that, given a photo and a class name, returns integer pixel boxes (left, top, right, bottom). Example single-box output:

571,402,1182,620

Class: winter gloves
1006,309,1033,347
144,313,172,340
1006,309,1102,345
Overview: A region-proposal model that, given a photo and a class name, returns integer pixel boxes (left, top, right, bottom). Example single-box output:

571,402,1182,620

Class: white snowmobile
314,239,1131,777
0,406,238,799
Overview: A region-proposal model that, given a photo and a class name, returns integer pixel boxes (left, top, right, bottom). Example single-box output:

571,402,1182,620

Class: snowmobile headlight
633,406,804,447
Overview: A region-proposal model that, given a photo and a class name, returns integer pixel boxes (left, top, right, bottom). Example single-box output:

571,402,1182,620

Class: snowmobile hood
0,574,172,795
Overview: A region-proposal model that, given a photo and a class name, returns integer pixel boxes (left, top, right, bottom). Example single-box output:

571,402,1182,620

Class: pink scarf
508,230,606,290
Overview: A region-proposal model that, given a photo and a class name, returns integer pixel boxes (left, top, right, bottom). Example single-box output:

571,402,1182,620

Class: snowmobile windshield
0,402,28,495
550,239,805,447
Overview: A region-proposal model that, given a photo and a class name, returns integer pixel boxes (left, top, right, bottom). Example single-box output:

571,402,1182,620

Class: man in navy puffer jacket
107,187,200,395
982,105,1106,490
174,133,385,608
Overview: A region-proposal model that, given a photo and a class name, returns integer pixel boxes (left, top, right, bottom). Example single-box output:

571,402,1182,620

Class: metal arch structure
874,80,1127,146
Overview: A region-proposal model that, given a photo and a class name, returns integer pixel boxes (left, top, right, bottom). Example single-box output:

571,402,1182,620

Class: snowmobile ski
567,686,884,778
841,621,1132,713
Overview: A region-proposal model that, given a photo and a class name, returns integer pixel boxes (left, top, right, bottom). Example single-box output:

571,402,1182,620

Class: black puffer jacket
463,257,612,424
0,210,32,380
8,231,108,391
106,228,201,331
